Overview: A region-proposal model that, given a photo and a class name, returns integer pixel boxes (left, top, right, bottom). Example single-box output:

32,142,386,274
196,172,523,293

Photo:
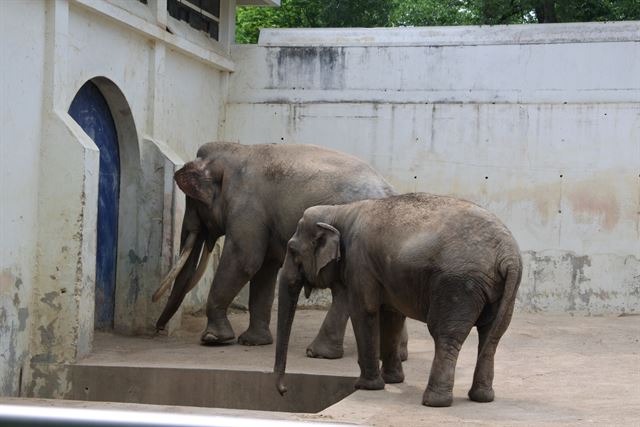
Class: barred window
167,0,220,40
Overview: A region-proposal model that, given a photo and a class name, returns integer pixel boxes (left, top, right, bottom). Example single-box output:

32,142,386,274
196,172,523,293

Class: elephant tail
479,254,522,360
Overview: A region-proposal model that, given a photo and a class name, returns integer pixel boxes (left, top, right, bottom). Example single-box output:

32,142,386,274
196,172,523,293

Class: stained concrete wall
0,0,237,397
0,0,46,397
224,23,640,314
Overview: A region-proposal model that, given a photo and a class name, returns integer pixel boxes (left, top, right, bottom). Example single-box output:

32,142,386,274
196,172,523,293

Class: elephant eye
288,241,300,255
286,246,299,262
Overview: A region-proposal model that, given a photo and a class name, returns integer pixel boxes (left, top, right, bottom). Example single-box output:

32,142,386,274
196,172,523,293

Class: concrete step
66,364,355,413
65,312,359,414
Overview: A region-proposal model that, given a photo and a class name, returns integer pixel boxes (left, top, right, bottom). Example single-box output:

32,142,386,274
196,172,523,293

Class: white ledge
259,21,640,47
71,0,235,72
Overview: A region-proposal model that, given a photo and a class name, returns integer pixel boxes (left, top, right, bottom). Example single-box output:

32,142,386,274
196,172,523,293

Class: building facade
0,0,277,398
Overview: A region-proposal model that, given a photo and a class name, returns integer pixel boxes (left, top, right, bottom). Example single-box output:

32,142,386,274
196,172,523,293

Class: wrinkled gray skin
156,142,408,359
275,193,522,407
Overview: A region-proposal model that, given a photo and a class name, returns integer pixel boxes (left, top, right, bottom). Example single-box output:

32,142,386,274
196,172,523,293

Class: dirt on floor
2,310,639,426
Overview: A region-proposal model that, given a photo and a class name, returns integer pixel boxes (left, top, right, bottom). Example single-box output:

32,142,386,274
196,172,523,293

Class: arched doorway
69,81,120,330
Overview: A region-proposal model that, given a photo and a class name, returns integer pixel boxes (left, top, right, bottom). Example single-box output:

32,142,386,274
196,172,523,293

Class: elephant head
274,209,341,395
152,157,225,330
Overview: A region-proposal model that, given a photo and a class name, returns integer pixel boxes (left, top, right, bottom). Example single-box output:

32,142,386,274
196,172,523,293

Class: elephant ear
174,158,221,206
314,223,341,278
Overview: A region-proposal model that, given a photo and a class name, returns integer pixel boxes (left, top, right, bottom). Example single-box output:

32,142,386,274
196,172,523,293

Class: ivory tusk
184,244,212,294
152,232,198,302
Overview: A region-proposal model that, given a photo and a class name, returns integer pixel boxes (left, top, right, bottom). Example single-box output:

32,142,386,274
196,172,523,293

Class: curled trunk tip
276,374,287,396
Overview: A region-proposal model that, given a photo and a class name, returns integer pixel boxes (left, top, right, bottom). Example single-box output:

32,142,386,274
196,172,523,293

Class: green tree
467,0,640,25
236,0,393,44
389,0,476,27
236,0,640,43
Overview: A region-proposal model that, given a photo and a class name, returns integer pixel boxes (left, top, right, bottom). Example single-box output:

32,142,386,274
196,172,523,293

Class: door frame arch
71,77,141,332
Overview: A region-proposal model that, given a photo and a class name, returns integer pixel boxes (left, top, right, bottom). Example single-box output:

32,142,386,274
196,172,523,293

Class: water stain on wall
565,177,620,231
268,47,346,91
504,171,625,231
505,182,561,225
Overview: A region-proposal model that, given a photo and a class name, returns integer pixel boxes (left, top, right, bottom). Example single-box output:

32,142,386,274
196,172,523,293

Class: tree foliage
389,0,476,27
466,0,640,24
236,0,393,44
237,0,640,43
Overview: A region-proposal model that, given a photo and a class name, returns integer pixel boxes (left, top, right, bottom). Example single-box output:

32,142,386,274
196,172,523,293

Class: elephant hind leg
380,306,405,384
468,302,505,402
237,261,279,346
423,277,485,407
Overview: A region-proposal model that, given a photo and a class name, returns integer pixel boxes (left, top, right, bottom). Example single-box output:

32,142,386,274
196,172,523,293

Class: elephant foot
354,376,385,390
306,339,344,359
422,386,453,407
200,319,235,345
468,386,495,403
382,366,405,384
238,327,273,346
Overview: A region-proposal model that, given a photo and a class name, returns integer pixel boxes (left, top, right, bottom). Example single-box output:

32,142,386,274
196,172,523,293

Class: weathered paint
0,270,30,396
519,251,640,314
0,0,45,398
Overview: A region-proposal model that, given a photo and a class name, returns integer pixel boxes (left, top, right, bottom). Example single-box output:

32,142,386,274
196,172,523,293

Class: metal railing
0,404,357,427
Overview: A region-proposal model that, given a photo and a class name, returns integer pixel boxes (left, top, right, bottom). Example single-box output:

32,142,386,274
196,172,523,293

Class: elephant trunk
274,264,303,396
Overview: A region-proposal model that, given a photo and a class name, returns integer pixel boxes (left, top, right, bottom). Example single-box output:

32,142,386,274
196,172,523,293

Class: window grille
167,0,220,40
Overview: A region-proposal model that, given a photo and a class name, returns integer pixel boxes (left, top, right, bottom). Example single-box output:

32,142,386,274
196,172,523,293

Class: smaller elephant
274,193,522,407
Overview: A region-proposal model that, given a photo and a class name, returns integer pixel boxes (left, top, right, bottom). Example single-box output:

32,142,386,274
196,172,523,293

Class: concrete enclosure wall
224,23,640,314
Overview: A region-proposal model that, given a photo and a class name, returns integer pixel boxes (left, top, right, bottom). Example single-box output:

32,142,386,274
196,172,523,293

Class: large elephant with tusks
153,142,407,360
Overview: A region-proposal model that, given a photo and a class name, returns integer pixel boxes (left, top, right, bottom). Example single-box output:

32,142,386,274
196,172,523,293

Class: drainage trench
68,366,356,413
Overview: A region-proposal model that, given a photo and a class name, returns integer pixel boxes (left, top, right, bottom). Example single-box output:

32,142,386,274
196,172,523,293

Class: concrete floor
3,310,639,426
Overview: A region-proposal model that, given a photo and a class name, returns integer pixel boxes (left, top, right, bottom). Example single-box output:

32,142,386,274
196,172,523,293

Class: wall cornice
72,0,235,72
259,21,640,47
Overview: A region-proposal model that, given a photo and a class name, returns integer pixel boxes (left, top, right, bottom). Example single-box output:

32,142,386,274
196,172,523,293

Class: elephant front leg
380,306,405,384
237,261,279,346
202,239,265,345
307,284,348,359
350,300,384,390
399,323,409,362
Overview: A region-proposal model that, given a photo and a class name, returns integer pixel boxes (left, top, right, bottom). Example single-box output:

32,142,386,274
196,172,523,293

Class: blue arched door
69,81,120,330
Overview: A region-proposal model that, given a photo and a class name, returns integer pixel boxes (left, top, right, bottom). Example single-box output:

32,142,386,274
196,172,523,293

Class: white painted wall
0,0,46,397
0,0,235,397
224,22,640,314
